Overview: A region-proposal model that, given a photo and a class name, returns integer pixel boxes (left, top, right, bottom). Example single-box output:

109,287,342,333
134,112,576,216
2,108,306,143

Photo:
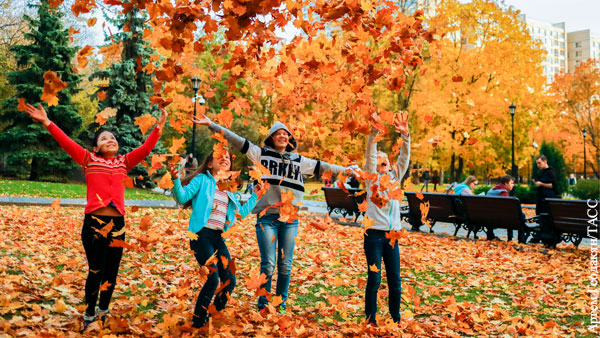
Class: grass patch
0,178,171,200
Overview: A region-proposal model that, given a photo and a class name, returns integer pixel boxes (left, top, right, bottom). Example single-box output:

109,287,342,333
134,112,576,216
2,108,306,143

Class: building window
576,51,582,57
576,42,582,48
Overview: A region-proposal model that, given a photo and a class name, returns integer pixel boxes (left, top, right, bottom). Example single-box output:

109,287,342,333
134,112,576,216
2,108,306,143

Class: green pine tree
0,0,82,180
88,8,165,188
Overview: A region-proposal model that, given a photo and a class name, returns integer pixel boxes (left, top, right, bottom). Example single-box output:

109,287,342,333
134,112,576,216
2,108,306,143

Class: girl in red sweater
24,103,167,331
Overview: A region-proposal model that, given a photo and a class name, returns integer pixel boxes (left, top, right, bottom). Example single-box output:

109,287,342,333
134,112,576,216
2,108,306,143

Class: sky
502,0,600,34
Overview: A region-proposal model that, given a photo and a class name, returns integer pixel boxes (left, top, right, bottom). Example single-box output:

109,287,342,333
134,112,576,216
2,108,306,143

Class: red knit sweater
45,122,160,215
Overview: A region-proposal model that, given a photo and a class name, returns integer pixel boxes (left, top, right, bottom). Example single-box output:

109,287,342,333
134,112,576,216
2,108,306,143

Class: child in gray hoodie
363,113,410,327
193,116,353,312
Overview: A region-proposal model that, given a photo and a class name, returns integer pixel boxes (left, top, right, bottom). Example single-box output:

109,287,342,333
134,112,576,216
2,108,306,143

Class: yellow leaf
169,137,186,154
369,264,380,272
187,231,199,241
54,299,67,313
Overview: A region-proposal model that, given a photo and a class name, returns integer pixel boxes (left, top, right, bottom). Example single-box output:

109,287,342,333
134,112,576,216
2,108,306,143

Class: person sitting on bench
485,175,518,241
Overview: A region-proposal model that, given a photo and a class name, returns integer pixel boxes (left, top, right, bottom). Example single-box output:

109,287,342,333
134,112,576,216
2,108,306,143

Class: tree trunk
29,157,40,181
450,153,456,182
456,156,464,183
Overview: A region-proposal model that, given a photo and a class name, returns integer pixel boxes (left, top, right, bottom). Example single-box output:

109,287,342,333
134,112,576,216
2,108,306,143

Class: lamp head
191,76,201,91
509,103,516,116
583,129,587,137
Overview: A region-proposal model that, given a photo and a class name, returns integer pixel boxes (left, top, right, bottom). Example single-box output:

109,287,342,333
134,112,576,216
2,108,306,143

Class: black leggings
81,214,125,316
190,227,236,326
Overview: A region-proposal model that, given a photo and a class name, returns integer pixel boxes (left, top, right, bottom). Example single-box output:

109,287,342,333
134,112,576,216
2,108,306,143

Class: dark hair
180,148,241,209
536,155,547,162
499,175,514,184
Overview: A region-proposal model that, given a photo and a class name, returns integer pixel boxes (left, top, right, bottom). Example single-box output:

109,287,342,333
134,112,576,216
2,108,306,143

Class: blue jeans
189,228,236,326
255,214,299,309
364,229,402,325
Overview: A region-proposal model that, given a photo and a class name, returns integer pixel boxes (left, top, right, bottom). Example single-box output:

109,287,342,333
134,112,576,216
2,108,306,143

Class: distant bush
571,179,600,200
474,186,491,195
513,185,537,204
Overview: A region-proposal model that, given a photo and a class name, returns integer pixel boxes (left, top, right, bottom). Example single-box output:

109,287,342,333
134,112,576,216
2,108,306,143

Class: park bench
321,187,367,222
459,195,536,243
404,192,465,233
533,198,599,247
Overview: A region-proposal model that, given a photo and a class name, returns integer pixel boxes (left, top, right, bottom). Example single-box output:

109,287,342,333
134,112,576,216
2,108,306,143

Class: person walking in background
23,103,168,331
431,170,440,192
420,169,430,192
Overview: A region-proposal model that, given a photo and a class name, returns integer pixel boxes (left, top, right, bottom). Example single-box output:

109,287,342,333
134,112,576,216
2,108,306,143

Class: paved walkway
1,195,589,247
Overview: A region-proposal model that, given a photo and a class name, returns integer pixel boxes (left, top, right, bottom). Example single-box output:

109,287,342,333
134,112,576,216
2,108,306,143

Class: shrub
571,179,600,200
513,185,537,204
474,186,491,195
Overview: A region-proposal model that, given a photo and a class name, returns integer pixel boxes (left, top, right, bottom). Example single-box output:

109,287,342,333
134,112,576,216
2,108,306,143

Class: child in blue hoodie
169,149,262,328
363,113,410,327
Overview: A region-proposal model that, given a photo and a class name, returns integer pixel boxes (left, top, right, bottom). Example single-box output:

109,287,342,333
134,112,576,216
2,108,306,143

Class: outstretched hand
191,115,211,126
168,163,179,180
394,111,409,136
24,103,51,127
157,107,168,133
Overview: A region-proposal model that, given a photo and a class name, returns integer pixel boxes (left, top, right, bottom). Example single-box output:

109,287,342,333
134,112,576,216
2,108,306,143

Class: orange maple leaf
369,264,380,272
134,114,157,137
99,281,112,292
158,172,174,190
362,215,375,232
94,220,114,238
245,273,268,293
139,214,152,231
50,198,61,213
17,98,27,112
77,45,93,69
41,71,67,107
169,137,186,154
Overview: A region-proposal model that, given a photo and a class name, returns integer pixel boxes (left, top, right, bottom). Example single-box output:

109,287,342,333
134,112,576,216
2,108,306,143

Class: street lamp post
509,103,517,181
583,128,587,179
190,76,201,157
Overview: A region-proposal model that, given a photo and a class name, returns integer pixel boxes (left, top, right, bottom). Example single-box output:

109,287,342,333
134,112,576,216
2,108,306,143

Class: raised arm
392,112,411,179
364,127,379,174
125,108,167,170
25,103,88,166
193,116,261,162
169,164,203,204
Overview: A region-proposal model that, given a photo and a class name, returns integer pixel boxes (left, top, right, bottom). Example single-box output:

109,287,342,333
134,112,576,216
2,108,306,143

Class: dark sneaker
82,313,97,332
98,308,110,325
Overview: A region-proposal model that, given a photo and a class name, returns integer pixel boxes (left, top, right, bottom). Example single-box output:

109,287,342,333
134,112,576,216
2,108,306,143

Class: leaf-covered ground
0,205,593,337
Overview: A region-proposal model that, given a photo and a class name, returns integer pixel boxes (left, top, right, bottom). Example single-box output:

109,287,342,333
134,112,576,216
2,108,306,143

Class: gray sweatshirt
209,121,348,215
364,128,411,231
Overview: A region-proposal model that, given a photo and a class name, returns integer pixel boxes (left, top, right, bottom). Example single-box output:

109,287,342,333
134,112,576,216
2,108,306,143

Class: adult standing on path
533,155,559,215
23,103,168,331
192,116,354,313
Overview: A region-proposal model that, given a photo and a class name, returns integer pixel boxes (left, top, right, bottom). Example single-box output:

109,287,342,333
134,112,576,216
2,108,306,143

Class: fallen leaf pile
0,205,593,337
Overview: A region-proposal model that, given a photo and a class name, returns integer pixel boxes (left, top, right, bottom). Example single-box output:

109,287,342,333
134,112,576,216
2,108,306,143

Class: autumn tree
0,0,82,180
88,7,166,187
407,0,550,182
551,59,600,178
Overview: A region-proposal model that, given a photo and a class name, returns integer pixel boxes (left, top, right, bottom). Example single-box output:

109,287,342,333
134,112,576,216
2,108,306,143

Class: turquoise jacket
172,172,258,233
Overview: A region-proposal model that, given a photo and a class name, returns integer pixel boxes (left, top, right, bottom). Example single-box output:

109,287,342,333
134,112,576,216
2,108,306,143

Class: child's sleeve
299,157,347,176
172,176,202,204
125,126,161,170
237,192,258,219
45,122,89,166
364,127,379,174
208,122,261,162
393,133,411,179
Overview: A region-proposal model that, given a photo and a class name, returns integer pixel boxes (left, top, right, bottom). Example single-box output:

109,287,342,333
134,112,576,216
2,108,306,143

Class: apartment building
518,14,568,81
567,29,600,72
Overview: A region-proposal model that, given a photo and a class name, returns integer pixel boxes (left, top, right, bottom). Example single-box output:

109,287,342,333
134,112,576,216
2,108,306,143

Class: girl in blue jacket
169,149,263,328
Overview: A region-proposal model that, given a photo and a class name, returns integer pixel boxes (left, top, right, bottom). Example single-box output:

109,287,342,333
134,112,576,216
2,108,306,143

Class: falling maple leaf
50,199,61,213
17,98,27,112
134,114,157,136
77,45,93,69
139,214,152,231
362,215,375,232
99,281,112,292
169,137,186,154
158,172,174,190
369,264,380,272
96,107,117,126
94,220,114,238
41,71,67,107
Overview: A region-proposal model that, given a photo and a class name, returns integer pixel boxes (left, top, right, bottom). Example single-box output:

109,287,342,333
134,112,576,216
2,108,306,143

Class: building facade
518,14,568,81
567,29,600,72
